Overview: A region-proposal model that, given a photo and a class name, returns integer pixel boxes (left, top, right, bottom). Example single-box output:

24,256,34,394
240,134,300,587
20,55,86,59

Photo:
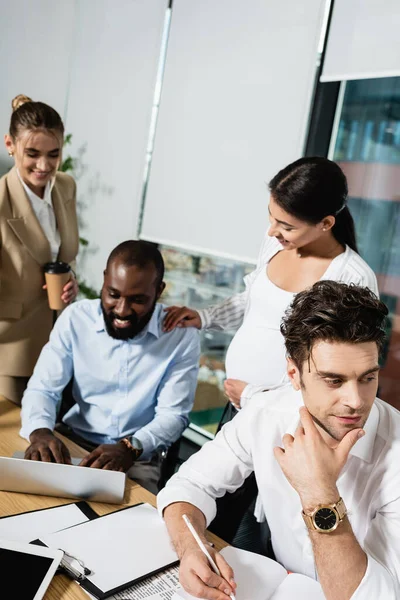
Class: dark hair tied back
269,156,358,252
9,94,64,140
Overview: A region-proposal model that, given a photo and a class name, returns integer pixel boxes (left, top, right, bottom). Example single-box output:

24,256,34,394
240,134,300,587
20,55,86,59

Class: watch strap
335,497,347,520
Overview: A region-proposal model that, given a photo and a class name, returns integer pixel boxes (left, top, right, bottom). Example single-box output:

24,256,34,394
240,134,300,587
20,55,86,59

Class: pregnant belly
225,323,288,386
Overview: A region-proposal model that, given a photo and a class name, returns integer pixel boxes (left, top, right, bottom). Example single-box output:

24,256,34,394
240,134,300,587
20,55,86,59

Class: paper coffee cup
43,262,71,310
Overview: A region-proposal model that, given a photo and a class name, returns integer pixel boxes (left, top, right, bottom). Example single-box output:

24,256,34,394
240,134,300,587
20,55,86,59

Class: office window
161,246,254,436
331,77,400,408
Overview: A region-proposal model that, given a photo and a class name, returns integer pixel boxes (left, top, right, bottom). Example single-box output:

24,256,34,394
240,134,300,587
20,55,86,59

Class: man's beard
101,300,157,340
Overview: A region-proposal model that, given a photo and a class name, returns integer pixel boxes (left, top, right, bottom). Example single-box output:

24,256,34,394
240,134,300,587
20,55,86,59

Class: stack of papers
0,502,97,543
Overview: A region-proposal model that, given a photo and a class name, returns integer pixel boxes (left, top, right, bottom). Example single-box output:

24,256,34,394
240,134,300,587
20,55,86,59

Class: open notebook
94,545,325,600
173,546,324,600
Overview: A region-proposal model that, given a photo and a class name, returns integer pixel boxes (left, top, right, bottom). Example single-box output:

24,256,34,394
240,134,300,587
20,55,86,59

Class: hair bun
11,94,33,112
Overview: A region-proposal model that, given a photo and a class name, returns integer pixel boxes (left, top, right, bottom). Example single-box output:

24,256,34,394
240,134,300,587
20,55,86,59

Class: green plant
61,135,99,299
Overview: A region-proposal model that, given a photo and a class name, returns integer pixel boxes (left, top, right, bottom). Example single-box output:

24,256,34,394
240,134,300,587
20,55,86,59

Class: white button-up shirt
158,386,400,598
18,171,61,261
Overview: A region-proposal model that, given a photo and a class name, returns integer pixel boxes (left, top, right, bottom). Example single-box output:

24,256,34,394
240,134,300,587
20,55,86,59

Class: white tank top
225,266,294,386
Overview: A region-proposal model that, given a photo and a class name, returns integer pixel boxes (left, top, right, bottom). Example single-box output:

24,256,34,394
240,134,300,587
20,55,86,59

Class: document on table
85,565,180,600
0,502,96,543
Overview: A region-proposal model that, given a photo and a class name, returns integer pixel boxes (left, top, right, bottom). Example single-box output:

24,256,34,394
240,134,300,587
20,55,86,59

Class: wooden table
0,396,224,599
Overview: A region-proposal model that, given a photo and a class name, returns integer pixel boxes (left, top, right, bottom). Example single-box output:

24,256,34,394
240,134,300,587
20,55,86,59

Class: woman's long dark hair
269,156,358,252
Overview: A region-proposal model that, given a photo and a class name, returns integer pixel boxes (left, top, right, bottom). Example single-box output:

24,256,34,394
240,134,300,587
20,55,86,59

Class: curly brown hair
280,281,388,369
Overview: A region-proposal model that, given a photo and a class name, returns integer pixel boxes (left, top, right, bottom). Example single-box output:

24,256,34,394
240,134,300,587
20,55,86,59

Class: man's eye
283,227,294,232
326,379,342,386
363,376,376,384
109,293,119,299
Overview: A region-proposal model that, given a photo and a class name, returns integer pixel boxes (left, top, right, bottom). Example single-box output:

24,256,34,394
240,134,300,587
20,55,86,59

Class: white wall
0,0,168,292
0,0,75,174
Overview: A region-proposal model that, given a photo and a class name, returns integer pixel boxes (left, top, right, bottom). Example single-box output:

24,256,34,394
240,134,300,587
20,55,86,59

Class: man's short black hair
106,240,164,288
280,280,388,369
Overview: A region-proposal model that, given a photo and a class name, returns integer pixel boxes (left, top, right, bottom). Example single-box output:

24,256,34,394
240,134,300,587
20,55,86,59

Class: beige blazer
0,167,79,377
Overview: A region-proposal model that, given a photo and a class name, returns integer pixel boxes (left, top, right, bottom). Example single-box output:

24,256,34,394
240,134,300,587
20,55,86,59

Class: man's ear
287,357,301,391
157,281,166,300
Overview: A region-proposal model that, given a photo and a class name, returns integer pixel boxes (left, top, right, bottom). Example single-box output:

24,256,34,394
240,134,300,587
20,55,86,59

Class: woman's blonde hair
9,94,64,140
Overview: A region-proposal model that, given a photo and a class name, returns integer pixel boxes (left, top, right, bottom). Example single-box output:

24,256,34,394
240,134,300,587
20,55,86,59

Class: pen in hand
182,514,236,600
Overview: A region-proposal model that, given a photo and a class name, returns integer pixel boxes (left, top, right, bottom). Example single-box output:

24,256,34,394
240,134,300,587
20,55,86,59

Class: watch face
314,508,338,531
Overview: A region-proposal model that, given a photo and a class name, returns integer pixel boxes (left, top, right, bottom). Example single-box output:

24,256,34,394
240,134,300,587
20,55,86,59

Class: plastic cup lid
43,261,71,274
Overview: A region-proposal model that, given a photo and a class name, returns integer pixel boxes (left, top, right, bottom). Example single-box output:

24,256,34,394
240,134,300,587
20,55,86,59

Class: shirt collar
94,301,162,340
285,394,379,464
17,168,54,207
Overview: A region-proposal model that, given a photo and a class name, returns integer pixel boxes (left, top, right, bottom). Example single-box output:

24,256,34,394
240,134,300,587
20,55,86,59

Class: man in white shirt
158,281,400,600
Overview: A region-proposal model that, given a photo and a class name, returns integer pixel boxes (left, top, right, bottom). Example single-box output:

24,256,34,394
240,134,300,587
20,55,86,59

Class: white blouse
18,171,61,262
198,230,379,404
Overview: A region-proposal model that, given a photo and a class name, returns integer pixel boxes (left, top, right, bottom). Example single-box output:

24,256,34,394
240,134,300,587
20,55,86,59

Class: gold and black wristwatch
302,497,347,533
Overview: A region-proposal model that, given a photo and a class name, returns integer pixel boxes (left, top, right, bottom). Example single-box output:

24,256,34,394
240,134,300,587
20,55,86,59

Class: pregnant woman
164,157,377,408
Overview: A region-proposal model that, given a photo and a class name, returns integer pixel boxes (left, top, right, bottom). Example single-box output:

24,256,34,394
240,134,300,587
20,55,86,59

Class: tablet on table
0,538,63,600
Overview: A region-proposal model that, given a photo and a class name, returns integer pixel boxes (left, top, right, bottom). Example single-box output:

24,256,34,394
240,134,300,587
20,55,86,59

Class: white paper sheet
270,573,325,599
0,503,92,543
41,503,178,595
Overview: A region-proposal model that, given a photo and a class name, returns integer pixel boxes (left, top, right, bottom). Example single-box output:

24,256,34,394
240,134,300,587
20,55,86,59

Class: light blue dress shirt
20,300,200,459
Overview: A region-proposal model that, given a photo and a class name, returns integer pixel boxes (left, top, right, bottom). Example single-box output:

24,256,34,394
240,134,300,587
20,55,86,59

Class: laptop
0,454,126,504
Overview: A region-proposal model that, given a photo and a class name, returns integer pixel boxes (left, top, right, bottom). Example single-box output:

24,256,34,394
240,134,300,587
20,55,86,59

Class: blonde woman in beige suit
0,95,79,403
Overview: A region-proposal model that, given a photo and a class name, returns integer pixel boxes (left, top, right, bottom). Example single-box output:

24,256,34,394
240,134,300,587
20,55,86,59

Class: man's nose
342,383,364,411
114,299,131,318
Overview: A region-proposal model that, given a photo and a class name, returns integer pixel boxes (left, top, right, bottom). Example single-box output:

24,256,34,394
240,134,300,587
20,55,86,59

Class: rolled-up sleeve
197,291,248,331
157,406,255,524
20,307,74,440
351,497,400,599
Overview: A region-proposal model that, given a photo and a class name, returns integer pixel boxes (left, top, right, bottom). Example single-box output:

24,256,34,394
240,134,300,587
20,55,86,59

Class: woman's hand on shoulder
163,306,202,332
